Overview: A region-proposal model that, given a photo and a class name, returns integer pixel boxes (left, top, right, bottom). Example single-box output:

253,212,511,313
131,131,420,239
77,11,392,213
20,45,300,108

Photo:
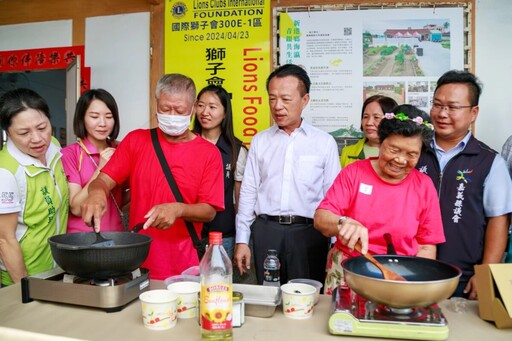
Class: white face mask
157,112,191,136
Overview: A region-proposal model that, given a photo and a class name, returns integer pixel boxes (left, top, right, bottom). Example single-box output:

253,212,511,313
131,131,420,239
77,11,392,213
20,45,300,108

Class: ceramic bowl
280,283,316,320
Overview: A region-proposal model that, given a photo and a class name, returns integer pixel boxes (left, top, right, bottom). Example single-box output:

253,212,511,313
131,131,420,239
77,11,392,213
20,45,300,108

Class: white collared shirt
235,120,341,244
6,137,60,170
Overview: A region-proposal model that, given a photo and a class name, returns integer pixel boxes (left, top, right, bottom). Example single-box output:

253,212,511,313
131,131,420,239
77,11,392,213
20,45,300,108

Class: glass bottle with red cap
199,232,233,340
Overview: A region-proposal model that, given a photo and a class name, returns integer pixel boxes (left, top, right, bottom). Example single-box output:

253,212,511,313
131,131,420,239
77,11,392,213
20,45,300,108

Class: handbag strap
150,128,203,247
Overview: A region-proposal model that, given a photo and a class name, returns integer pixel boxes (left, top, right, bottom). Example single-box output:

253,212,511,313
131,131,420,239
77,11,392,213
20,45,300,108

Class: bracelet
337,216,348,231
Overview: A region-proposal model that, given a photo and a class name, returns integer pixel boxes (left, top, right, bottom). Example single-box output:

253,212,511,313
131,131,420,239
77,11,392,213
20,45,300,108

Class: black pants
451,279,470,299
252,216,329,289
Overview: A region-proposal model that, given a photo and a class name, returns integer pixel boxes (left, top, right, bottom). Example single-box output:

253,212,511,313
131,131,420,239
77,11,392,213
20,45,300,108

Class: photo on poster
363,81,406,105
363,19,451,77
408,81,429,93
429,80,437,92
408,95,430,112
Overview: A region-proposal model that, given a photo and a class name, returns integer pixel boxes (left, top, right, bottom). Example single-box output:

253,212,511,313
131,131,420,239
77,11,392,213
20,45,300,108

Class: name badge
359,183,373,195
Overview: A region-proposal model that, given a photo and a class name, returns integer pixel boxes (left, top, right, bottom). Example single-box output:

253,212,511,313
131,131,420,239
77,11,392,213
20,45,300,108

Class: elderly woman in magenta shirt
61,89,126,233
314,104,445,294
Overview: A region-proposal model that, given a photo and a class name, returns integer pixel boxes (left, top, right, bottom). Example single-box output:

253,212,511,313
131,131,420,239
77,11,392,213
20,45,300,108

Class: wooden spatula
354,241,406,281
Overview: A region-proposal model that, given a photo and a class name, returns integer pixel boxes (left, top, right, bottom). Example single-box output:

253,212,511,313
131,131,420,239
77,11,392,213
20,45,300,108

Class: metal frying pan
342,255,461,308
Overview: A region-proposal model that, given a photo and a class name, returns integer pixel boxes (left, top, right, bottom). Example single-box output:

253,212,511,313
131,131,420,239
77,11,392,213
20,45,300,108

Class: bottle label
200,283,233,330
264,268,280,282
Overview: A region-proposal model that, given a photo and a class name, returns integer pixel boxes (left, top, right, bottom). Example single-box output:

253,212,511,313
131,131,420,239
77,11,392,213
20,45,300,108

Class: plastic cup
139,290,178,330
447,297,469,314
164,274,200,286
167,281,201,319
181,265,200,277
288,278,323,305
281,283,316,320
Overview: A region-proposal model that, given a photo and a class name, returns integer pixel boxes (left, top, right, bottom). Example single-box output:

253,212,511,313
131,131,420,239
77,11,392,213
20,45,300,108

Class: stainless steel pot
342,255,461,308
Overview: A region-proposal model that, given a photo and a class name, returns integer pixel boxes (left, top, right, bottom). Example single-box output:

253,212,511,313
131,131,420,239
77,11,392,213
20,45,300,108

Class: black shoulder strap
150,128,202,247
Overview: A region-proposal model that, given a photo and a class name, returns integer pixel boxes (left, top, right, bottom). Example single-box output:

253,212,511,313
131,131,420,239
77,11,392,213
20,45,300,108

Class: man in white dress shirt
234,64,341,285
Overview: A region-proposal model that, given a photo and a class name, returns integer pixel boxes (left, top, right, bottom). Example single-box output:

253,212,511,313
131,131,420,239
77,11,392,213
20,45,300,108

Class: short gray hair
155,74,196,104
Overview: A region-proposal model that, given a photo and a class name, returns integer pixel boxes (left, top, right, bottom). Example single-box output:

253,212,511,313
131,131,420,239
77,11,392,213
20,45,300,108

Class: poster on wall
164,0,271,145
279,8,464,140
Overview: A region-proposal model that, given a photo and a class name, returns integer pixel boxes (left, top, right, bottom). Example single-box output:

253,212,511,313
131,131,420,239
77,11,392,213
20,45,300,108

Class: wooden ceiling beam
0,0,151,25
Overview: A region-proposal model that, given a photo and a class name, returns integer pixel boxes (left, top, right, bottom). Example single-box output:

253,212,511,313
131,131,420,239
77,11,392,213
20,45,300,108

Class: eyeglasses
431,102,474,113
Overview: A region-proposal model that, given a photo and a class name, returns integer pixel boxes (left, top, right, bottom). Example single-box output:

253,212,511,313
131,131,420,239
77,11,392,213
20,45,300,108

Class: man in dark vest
416,70,512,300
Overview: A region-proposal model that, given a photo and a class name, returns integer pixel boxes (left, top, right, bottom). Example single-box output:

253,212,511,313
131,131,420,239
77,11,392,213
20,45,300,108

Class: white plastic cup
139,290,178,330
288,278,323,305
167,281,201,319
281,283,316,320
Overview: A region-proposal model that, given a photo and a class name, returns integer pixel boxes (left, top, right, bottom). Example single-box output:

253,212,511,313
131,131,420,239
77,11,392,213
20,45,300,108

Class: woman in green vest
0,88,69,286
340,95,397,167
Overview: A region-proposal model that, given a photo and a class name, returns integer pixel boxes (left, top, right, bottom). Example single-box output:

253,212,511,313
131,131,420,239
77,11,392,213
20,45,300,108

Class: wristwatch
337,216,349,231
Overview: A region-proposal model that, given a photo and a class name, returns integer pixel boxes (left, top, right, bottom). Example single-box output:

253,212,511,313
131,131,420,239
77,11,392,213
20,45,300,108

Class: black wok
48,231,152,279
342,255,461,308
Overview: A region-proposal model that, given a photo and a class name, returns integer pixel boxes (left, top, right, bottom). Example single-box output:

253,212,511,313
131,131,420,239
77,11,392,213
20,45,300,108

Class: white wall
475,0,511,152
0,20,72,49
86,12,150,139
